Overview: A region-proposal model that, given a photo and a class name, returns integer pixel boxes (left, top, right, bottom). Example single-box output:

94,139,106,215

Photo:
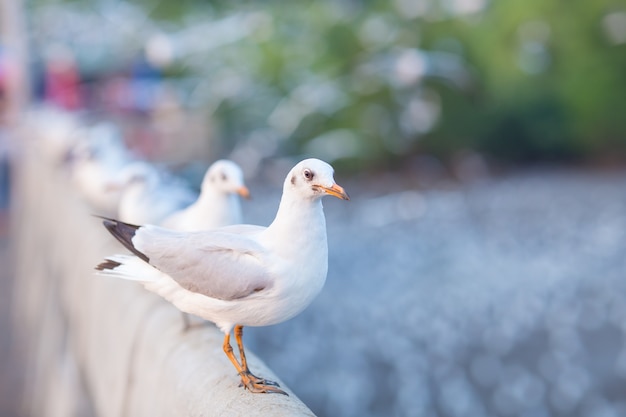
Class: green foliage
33,0,626,168
207,0,626,166
421,0,626,162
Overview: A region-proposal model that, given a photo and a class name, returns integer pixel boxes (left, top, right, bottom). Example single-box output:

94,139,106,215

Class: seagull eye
220,173,227,181
303,169,314,181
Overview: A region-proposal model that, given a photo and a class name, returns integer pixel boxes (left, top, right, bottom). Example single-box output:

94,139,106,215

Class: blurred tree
27,0,626,169
419,0,626,163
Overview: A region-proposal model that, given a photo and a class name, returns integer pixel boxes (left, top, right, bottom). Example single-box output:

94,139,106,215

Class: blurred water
241,169,626,417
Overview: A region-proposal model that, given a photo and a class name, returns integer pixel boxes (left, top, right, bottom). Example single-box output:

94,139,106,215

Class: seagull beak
237,186,251,199
103,181,123,192
321,183,350,201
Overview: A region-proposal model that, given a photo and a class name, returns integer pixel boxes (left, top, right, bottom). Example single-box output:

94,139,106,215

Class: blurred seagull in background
28,107,83,165
160,159,250,330
160,160,250,232
69,123,135,216
115,161,196,225
96,158,349,395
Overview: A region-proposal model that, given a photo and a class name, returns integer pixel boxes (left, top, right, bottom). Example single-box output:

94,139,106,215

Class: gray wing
133,225,272,301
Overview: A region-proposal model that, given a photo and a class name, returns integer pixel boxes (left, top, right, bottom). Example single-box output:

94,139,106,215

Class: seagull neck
265,195,327,251
198,187,241,217
198,186,222,205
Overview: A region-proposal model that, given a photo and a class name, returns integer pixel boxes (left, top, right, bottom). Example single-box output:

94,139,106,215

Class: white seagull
96,158,349,395
160,160,250,232
69,123,134,215
160,160,250,330
115,161,196,225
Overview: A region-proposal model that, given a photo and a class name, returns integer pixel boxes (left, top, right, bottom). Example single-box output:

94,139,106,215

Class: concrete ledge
11,131,315,416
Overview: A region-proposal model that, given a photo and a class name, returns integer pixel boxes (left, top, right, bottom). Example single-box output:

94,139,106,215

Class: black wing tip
95,259,122,271
98,217,150,263
91,214,115,221
92,214,141,230
102,219,119,234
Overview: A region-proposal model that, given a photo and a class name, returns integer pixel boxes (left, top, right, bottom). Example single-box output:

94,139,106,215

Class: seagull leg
182,312,191,331
234,325,282,388
223,330,287,395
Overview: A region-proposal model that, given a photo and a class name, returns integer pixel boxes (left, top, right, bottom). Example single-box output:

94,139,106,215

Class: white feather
98,158,348,335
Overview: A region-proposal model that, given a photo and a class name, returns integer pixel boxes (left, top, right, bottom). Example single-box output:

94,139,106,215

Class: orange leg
234,325,281,388
223,329,287,395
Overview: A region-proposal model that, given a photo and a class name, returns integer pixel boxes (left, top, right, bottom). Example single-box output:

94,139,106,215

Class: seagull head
202,160,250,198
286,158,350,201
119,161,158,187
103,161,156,193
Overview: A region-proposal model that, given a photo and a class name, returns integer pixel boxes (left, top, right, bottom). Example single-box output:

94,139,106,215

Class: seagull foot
243,381,288,395
239,372,287,395
238,371,280,387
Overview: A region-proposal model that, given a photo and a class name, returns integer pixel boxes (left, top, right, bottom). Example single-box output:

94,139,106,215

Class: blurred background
1,0,626,416
3,0,626,169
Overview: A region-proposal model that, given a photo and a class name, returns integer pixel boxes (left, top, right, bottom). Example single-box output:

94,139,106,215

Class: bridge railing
9,116,316,417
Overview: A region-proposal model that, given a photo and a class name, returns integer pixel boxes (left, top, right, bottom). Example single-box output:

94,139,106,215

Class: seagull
160,160,250,232
115,161,196,225
69,123,135,215
160,159,250,330
96,158,349,395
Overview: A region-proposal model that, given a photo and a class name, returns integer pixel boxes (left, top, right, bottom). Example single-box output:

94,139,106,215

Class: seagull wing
133,225,272,301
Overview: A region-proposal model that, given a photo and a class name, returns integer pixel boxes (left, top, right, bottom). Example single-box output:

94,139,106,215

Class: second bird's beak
321,183,350,200
237,186,251,199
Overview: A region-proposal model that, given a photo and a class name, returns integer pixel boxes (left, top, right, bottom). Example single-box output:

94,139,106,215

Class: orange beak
321,183,350,200
237,186,251,199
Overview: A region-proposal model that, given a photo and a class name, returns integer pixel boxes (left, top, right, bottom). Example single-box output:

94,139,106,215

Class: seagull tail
95,216,150,263
95,254,160,282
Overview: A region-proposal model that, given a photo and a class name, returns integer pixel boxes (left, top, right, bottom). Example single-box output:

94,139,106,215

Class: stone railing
10,125,315,417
